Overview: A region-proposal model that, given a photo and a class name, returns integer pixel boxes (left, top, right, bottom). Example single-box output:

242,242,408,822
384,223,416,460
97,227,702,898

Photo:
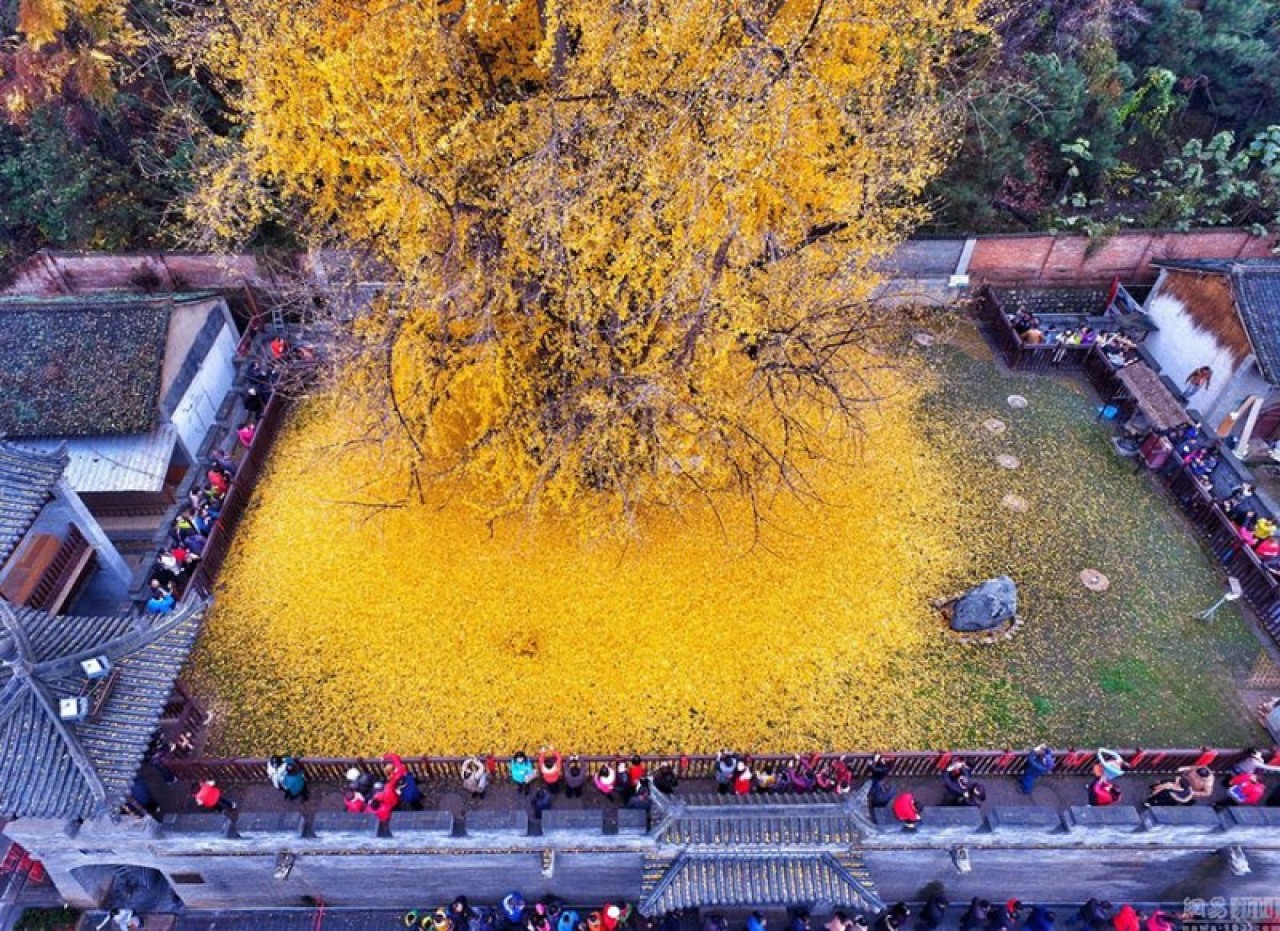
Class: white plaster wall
171,323,237,460
1143,289,1241,415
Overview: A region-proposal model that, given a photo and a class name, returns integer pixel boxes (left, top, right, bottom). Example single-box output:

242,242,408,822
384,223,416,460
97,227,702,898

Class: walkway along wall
6,792,1278,911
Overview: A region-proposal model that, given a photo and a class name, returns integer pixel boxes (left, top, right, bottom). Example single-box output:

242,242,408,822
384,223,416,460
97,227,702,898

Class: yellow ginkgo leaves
189,0,986,522
189,364,969,755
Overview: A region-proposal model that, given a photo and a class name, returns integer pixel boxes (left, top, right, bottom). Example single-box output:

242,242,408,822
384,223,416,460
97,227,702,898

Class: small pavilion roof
650,791,867,847
0,596,206,820
640,853,883,916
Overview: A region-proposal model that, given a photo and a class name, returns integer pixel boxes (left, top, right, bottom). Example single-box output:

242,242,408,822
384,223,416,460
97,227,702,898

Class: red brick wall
6,230,1278,298
969,229,1278,285
5,251,290,297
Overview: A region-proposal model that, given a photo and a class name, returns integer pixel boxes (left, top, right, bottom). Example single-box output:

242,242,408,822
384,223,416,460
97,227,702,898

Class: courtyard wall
8,798,1279,911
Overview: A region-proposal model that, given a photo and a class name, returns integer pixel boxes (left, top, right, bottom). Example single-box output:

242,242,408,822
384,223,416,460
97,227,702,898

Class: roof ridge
31,596,207,678
0,440,69,469
0,596,208,820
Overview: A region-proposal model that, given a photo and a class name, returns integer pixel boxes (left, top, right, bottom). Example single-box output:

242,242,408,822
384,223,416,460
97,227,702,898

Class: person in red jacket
366,753,409,823
1215,772,1266,808
538,748,563,794
600,904,626,931
383,752,409,789
892,791,921,830
1088,776,1122,806
368,780,400,823
343,789,367,813
191,780,235,814
207,468,229,495
626,756,646,785
1112,905,1141,931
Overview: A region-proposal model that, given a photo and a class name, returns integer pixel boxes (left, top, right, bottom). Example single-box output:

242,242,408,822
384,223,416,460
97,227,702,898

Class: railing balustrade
187,392,288,599
163,746,1248,786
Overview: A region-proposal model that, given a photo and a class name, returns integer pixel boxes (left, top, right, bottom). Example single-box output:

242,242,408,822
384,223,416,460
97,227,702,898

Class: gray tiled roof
640,853,882,915
651,792,867,848
0,296,171,438
0,597,206,819
988,287,1110,316
0,442,67,568
656,812,861,847
1232,267,1280,383
1153,259,1280,383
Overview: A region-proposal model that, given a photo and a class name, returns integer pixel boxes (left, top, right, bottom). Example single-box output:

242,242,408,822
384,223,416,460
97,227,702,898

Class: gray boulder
950,576,1018,632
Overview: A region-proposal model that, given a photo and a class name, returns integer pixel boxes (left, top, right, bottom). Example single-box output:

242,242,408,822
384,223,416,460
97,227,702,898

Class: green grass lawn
900,322,1266,748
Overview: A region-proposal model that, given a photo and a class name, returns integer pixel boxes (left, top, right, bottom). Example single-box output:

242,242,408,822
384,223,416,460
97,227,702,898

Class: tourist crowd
179,745,1280,826
93,893,1197,931
385,893,1188,931
1167,419,1280,576
882,746,1280,831
1006,310,1141,368
402,894,638,931
144,354,278,613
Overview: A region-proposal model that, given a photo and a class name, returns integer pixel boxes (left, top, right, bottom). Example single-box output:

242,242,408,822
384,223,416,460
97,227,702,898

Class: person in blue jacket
510,752,536,796
1020,745,1055,794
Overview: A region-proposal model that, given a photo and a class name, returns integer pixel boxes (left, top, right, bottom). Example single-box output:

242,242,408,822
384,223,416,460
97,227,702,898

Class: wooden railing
974,286,1100,372
187,392,288,598
28,524,92,613
1159,456,1280,640
165,746,1263,786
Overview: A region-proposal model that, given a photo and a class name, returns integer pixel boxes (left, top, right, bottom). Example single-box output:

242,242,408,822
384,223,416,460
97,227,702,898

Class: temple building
0,293,241,517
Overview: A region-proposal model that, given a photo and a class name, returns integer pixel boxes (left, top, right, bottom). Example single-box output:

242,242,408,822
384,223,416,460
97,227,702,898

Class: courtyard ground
186,318,1267,754
912,322,1264,747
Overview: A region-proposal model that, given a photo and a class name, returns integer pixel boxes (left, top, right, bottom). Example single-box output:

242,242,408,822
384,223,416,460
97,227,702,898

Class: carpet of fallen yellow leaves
190,364,974,754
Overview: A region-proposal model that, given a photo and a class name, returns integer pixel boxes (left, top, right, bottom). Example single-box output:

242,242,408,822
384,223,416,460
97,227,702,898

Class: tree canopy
199,0,982,523
930,0,1280,234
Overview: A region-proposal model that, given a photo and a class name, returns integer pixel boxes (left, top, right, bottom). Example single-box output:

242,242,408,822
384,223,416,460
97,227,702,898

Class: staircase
640,852,680,908
830,850,878,899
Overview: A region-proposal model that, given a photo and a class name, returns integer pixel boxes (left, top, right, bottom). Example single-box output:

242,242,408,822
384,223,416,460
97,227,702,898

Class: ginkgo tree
195,0,984,524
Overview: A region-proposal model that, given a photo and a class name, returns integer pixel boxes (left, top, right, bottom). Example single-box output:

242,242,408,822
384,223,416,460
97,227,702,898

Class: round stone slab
996,454,1021,470
983,418,1007,435
1001,493,1029,512
913,331,936,347
1007,394,1029,409
1080,569,1110,592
